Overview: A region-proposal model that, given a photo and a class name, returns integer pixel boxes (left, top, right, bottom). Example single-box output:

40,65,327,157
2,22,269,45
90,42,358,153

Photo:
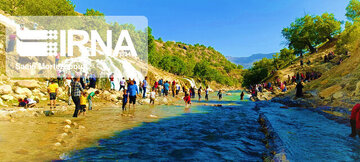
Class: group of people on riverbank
41,70,224,118
249,70,322,98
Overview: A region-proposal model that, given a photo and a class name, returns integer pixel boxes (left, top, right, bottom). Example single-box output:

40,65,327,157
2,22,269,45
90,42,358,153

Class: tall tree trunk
307,41,315,53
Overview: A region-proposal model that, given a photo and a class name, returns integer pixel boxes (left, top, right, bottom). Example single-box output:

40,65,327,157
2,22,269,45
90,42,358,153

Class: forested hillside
148,29,243,86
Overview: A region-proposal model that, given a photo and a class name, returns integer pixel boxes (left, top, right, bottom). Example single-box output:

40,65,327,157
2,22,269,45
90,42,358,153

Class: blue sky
73,0,348,57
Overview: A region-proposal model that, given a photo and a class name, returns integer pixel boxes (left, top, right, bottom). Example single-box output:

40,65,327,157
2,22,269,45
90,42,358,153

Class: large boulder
0,85,12,94
109,94,118,101
355,81,360,96
15,80,40,89
319,85,342,99
15,87,32,97
1,95,14,101
333,91,344,100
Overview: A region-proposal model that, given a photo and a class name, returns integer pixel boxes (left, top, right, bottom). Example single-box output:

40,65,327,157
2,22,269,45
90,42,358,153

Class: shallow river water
64,91,360,161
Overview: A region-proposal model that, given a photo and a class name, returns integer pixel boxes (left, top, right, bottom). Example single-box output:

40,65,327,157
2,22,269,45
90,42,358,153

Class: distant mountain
226,53,275,69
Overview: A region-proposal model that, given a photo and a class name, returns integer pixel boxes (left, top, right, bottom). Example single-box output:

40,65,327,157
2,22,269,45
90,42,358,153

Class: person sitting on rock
349,104,360,137
18,98,28,108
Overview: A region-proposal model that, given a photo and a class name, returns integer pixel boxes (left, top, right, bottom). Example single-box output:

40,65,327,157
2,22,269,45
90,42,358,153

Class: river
63,91,360,161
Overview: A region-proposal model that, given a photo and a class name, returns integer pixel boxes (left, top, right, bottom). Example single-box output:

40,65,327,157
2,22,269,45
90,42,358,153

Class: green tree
84,8,104,16
282,14,341,54
346,0,360,21
314,13,342,41
242,58,273,86
0,0,24,15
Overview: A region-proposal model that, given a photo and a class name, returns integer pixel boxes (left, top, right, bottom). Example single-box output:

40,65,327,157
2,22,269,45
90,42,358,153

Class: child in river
122,90,128,112
79,92,87,116
183,93,191,107
150,88,156,105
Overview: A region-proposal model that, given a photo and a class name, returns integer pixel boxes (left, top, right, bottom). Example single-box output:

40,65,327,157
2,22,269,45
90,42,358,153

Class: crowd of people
16,71,222,118
249,70,322,99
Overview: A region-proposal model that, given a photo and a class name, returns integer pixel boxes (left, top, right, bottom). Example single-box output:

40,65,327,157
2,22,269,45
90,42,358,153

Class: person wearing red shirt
350,104,360,137
183,93,191,107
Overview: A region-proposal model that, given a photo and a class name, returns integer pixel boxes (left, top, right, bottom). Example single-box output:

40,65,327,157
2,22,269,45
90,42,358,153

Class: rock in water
64,119,72,125
149,114,158,118
54,142,61,147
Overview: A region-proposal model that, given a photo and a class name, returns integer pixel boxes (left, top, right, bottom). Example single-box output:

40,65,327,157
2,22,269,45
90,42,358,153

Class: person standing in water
240,91,245,100
295,82,304,98
127,81,138,109
217,90,223,100
47,79,58,110
205,86,209,101
122,90,128,112
176,83,181,96
71,77,83,117
78,92,87,117
142,76,148,98
198,86,202,101
119,77,126,91
150,88,156,105
183,93,191,107
164,81,170,97
172,82,176,97
109,73,115,90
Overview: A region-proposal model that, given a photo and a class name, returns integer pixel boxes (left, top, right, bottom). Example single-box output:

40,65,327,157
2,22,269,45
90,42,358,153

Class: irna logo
16,29,137,57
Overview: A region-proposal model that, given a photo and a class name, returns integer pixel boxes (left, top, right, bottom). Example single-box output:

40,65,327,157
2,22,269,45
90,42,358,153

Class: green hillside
148,29,243,86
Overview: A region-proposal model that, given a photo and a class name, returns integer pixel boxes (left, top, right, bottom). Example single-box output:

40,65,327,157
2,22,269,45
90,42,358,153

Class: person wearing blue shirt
127,80,138,109
163,81,170,96
142,76,148,98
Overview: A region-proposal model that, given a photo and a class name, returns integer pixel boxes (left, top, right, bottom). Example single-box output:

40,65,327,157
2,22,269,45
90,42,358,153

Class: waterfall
0,14,146,90
59,47,145,90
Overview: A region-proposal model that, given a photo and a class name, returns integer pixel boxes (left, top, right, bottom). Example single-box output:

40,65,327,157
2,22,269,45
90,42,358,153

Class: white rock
15,87,32,97
54,142,61,147
64,125,71,129
1,95,14,101
64,119,72,125
60,133,68,138
333,91,344,99
15,80,40,89
149,114,158,118
0,85,12,94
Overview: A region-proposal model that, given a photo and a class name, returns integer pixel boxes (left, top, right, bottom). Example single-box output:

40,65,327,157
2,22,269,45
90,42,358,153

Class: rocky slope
264,39,358,109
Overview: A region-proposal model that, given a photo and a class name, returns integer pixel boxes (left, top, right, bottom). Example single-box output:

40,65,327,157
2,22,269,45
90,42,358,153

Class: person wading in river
349,104,360,137
127,80,138,109
295,82,304,98
71,77,83,117
240,91,245,100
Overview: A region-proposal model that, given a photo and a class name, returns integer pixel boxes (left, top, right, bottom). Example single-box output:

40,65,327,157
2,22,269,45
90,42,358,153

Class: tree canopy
282,13,341,54
346,0,360,21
